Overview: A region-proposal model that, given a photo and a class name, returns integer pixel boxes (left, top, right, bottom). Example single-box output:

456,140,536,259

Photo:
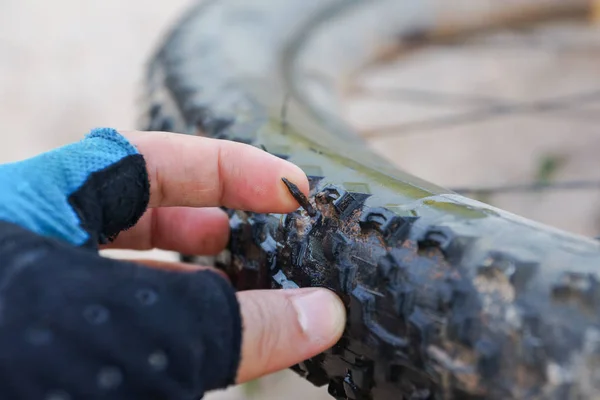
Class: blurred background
1,0,600,399
341,0,600,239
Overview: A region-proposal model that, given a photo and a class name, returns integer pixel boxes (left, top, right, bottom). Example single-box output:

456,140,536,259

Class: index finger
122,131,309,213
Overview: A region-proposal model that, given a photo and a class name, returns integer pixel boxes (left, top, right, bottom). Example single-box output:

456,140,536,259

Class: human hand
0,128,346,399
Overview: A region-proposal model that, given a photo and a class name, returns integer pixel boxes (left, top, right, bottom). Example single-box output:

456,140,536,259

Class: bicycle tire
139,1,600,399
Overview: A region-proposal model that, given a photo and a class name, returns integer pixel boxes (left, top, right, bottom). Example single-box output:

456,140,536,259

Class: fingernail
291,289,346,344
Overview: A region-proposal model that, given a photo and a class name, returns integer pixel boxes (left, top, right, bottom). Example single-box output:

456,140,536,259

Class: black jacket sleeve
0,220,242,400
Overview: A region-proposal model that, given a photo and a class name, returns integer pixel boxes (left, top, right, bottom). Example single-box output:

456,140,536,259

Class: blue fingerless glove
0,127,149,246
0,128,242,400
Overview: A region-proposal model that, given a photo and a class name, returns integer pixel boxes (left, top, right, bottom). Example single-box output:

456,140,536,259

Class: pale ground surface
1,1,599,399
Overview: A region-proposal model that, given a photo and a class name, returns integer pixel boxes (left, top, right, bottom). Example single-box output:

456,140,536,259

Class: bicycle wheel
140,1,600,399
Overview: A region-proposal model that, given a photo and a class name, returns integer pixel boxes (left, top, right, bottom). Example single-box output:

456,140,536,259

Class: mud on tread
220,183,484,399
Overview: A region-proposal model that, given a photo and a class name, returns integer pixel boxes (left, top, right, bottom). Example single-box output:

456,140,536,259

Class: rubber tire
140,1,600,399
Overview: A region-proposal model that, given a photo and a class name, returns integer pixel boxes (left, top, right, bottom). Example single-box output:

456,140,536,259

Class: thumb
235,288,346,383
